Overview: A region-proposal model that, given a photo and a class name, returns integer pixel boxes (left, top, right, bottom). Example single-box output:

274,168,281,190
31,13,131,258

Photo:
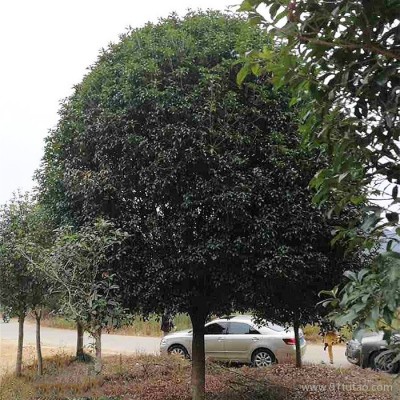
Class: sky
0,0,237,205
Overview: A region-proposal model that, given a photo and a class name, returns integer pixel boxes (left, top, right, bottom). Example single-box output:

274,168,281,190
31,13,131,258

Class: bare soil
0,339,73,376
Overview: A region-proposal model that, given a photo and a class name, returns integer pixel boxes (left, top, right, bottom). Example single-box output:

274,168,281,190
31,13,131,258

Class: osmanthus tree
44,219,131,374
37,11,363,399
0,193,53,376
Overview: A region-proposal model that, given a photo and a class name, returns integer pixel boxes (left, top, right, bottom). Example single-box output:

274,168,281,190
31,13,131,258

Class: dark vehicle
346,329,400,373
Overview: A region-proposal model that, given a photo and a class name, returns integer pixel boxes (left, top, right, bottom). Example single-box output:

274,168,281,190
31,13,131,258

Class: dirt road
0,321,350,368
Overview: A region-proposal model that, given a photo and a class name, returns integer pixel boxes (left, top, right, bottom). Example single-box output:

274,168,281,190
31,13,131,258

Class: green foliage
0,193,54,317
320,251,400,333
46,219,131,335
37,11,367,393
238,0,400,232
37,9,365,330
239,0,400,342
38,12,287,316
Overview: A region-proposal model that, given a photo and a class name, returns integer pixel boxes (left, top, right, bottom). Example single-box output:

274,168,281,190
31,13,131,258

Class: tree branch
297,35,399,60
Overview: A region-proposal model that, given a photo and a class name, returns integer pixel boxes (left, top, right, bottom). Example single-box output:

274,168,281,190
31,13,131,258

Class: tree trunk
93,328,102,374
35,309,43,375
190,311,207,400
16,312,25,377
76,321,84,360
294,319,302,368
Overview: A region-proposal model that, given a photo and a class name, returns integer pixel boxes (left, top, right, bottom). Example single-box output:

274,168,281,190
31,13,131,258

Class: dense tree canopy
38,11,364,399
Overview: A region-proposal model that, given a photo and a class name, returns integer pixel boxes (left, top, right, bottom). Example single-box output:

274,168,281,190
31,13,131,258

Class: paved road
0,321,350,367
0,321,160,356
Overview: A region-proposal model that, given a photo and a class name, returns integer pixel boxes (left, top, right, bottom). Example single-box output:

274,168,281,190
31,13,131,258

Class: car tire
373,350,400,374
251,348,276,368
168,344,189,359
368,351,381,369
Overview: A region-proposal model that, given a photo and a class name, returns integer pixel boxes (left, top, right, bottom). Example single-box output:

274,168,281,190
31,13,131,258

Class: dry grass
303,324,353,343
0,350,397,400
37,314,192,337
0,340,73,377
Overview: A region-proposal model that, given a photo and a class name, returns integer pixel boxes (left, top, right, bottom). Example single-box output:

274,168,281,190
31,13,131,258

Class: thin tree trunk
190,310,207,400
93,328,102,374
16,312,25,377
76,321,84,360
294,319,302,368
35,309,43,375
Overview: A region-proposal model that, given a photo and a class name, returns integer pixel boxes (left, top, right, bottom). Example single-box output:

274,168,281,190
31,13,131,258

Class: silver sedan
160,315,306,367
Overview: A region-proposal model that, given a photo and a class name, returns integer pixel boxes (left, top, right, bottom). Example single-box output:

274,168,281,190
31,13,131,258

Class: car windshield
264,323,285,332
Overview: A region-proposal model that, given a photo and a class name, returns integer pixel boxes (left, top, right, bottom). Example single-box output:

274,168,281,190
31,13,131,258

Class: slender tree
45,219,131,374
0,193,53,376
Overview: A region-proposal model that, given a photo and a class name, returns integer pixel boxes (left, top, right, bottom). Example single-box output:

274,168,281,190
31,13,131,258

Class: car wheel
368,351,381,369
168,344,189,359
251,348,275,367
373,350,400,374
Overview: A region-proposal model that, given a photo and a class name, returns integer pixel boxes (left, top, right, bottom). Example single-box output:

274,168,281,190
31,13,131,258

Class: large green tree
38,11,362,399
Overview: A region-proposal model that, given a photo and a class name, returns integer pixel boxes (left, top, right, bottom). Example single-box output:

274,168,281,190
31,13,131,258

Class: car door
204,321,228,359
224,322,260,362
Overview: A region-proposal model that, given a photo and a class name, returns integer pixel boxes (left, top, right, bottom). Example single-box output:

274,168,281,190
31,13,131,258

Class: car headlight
160,339,167,346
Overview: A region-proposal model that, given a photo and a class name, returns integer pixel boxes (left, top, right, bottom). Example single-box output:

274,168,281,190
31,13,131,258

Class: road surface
0,321,350,367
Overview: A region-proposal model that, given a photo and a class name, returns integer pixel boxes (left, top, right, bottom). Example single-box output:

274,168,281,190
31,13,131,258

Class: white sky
0,0,237,205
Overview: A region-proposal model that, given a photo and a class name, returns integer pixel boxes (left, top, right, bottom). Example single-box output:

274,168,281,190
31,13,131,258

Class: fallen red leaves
1,354,397,399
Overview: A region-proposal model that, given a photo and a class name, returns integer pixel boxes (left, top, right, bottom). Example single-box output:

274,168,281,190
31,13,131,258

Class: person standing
323,329,340,364
161,313,174,336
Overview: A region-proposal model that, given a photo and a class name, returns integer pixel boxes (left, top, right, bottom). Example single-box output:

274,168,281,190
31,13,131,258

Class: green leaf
370,305,380,322
269,3,280,19
237,64,250,86
238,0,253,12
338,172,349,182
343,270,357,281
357,269,369,281
251,63,262,76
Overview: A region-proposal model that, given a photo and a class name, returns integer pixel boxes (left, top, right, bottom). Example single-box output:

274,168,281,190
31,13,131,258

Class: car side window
228,322,260,335
204,322,228,335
